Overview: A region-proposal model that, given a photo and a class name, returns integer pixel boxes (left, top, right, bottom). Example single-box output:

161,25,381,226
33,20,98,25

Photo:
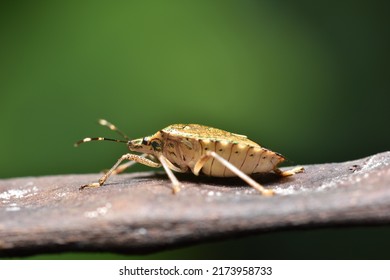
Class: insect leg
195,151,275,196
157,155,183,194
274,166,305,177
108,161,137,175
108,153,150,175
80,153,161,190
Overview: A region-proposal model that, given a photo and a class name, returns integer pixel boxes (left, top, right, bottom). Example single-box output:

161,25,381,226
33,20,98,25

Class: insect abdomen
198,140,284,177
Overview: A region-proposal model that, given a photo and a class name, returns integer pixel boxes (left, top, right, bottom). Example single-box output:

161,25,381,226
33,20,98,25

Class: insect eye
151,140,161,151
141,137,149,145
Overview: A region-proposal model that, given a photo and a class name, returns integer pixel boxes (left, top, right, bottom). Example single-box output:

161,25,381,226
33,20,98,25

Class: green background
1,0,389,259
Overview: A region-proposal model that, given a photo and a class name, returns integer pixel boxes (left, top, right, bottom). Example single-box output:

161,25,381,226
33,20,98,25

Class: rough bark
1,152,389,257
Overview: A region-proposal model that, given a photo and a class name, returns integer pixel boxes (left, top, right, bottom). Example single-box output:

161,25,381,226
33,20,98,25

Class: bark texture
1,152,389,257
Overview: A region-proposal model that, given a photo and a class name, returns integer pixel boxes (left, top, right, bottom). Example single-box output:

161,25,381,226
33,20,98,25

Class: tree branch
1,152,390,257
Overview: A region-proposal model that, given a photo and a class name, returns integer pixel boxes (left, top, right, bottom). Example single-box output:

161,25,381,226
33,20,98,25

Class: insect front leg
80,153,161,190
194,151,275,196
274,166,305,177
107,161,137,175
108,153,156,175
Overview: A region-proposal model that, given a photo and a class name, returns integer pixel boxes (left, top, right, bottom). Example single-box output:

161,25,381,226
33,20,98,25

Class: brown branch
1,152,390,257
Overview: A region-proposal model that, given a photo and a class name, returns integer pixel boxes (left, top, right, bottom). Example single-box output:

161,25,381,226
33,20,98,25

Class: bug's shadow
137,171,283,187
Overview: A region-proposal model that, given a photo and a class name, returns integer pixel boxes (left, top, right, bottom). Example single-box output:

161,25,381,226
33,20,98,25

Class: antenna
98,119,129,140
74,137,128,147
74,119,131,147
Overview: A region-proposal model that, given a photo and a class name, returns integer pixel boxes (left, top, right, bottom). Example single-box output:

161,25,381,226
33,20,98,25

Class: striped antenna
98,119,129,140
74,137,128,147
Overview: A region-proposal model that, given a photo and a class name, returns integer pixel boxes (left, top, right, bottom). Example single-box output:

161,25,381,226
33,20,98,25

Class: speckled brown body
148,124,285,177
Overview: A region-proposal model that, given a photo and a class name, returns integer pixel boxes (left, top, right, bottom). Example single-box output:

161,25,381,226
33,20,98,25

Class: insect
75,119,304,196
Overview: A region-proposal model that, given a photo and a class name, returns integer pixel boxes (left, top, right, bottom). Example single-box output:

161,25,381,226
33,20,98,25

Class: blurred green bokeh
1,1,389,259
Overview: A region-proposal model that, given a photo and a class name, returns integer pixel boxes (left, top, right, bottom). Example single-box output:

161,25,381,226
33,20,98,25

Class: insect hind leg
194,151,275,196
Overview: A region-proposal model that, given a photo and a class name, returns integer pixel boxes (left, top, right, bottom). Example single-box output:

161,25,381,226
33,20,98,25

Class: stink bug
75,119,304,196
